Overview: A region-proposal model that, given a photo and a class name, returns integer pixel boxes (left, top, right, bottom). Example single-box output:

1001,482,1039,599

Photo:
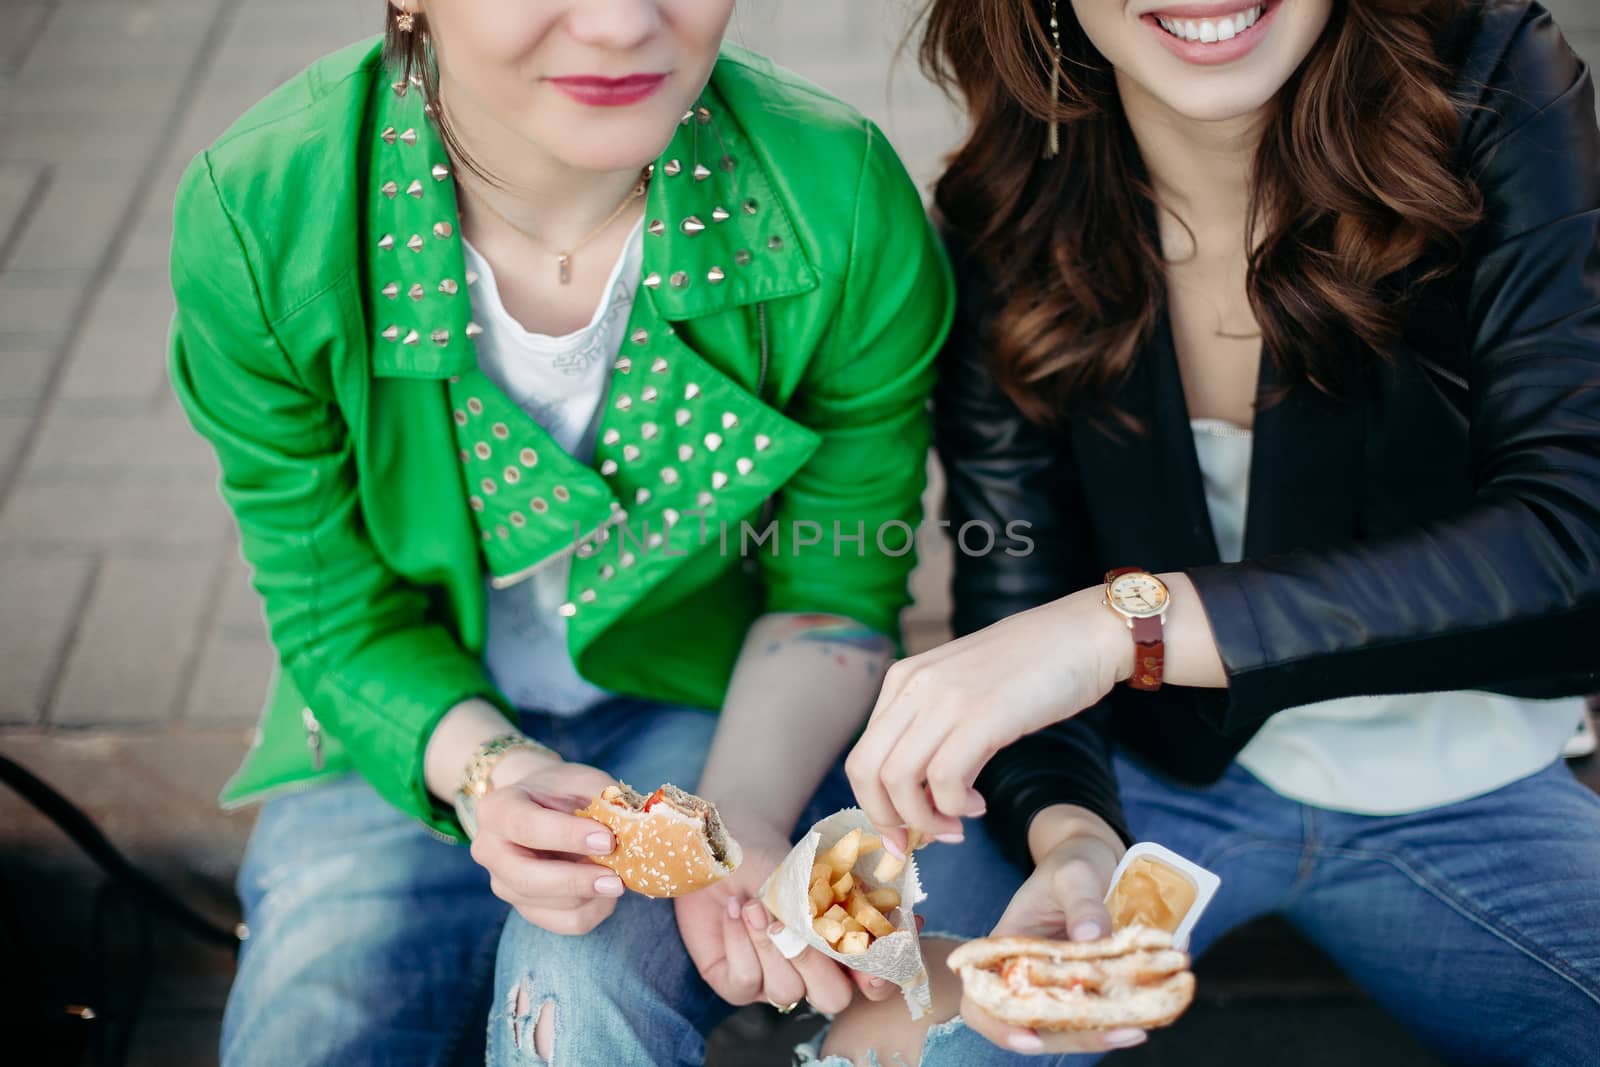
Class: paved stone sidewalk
1,1,1596,1065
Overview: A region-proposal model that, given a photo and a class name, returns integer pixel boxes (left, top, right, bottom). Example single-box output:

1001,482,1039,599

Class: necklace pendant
558,253,572,285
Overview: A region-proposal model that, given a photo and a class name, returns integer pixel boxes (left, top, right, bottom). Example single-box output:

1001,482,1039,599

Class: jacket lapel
360,61,825,638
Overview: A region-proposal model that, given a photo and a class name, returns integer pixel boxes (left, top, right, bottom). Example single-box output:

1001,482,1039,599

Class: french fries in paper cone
759,809,932,1018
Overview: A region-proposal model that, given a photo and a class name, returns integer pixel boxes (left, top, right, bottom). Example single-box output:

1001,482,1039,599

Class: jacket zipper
754,303,776,535
300,706,325,771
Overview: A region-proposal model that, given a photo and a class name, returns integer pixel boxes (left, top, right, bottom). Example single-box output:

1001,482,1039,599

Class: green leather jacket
167,37,954,841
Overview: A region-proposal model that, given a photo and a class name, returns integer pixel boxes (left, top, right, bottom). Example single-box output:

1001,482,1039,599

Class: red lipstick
547,73,667,107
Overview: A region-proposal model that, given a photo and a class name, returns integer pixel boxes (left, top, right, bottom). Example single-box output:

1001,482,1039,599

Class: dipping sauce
1107,855,1197,933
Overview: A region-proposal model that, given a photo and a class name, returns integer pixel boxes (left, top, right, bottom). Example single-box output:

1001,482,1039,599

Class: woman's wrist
1027,803,1127,868
424,698,560,802
1055,586,1138,687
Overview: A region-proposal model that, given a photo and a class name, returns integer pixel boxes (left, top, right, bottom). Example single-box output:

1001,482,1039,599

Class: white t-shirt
464,221,645,715
1189,417,1584,814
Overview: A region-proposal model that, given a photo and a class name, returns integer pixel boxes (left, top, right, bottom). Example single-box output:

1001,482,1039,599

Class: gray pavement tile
0,479,233,551
184,622,274,727
0,267,91,340
0,343,58,409
0,0,57,82
23,404,217,482
0,412,28,480
55,272,180,405
0,162,46,260
0,553,92,725
3,171,143,272
49,553,215,726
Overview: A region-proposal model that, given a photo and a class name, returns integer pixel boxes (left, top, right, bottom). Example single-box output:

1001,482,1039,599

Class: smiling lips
1144,1,1277,64
548,73,667,107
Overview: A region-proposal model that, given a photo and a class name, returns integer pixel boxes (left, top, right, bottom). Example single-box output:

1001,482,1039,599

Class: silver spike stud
382,324,400,341
631,329,649,346
438,278,458,295
641,386,658,403
678,444,694,462
685,383,701,400
635,488,651,506
433,221,453,239
601,564,617,580
615,357,632,374
681,216,705,235
466,270,480,286
712,207,730,223
400,128,418,146
402,329,420,345
559,603,577,618
707,267,725,284
743,198,759,215
603,429,621,446
382,126,398,144
465,322,484,338
664,159,682,176
648,219,665,237
616,394,633,411
696,107,712,125
623,445,641,462
600,459,618,476
378,234,395,251
661,467,679,485
693,163,712,182
407,180,424,199
431,328,450,346
704,432,722,451
580,589,597,604
698,490,714,508
642,272,661,290
735,249,752,266
408,283,425,301
641,422,659,439
382,282,399,300
670,272,689,289
407,234,424,252
722,412,739,430
712,472,729,489
736,458,754,476
392,81,408,97
663,508,680,527
754,434,771,452
381,180,399,198
675,408,692,426
432,163,450,181
680,109,695,125
651,358,668,374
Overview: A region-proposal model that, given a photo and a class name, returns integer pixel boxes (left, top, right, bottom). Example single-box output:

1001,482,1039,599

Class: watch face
1109,573,1169,618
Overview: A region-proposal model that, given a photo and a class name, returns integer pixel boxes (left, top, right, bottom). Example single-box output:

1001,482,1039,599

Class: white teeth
1155,4,1263,43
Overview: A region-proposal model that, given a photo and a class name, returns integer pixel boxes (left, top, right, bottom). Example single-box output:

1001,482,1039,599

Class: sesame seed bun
575,783,742,899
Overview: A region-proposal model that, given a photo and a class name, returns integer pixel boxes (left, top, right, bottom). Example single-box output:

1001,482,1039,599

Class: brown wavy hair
922,0,1483,425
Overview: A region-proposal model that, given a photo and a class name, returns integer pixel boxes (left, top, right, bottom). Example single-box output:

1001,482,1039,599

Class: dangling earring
1044,0,1062,159
395,4,415,33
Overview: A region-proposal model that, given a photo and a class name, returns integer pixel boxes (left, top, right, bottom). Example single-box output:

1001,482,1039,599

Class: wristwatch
1103,568,1171,691
452,732,559,840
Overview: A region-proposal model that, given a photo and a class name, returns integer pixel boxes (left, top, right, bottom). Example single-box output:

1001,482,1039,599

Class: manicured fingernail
1105,1029,1147,1048
883,836,905,859
1071,919,1105,941
966,789,987,816
767,920,786,937
585,831,614,853
594,875,624,896
1007,1032,1044,1052
935,832,965,844
743,900,766,930
868,977,887,989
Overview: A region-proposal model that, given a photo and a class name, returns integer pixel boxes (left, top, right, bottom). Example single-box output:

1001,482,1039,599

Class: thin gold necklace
466,169,650,285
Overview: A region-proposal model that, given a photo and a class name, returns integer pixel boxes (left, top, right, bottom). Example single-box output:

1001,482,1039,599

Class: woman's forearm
696,612,895,833
1057,573,1227,690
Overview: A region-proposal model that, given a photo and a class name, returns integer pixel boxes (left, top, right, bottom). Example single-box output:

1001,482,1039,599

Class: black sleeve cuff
975,705,1134,873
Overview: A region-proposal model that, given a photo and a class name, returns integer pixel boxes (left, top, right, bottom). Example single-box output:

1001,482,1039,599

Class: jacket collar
362,61,819,380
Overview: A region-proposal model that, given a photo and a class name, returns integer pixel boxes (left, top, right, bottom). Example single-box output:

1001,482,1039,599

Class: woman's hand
961,807,1150,1055
675,817,897,1014
470,759,628,936
846,589,1130,844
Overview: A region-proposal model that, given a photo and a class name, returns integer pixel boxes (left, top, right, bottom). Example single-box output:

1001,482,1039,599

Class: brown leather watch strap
1129,615,1164,691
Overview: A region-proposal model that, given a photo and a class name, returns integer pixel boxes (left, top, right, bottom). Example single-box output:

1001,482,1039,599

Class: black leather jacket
940,0,1600,865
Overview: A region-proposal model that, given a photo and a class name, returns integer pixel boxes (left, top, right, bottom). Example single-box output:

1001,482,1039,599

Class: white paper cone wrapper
759,808,932,1019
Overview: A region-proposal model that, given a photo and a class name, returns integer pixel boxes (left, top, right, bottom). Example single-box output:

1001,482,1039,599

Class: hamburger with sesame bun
575,783,742,898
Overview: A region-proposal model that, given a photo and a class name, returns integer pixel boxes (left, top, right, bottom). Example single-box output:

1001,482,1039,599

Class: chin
1147,77,1283,123
530,117,681,175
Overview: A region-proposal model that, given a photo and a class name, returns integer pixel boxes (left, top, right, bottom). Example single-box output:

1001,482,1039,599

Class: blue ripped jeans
219,696,1035,1067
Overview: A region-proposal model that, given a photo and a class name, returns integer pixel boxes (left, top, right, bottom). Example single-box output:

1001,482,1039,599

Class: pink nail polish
883,836,905,860
1007,1032,1044,1052
743,901,766,930
1104,1029,1147,1048
1071,920,1105,941
585,831,614,853
726,896,742,920
594,876,624,896
934,832,965,844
